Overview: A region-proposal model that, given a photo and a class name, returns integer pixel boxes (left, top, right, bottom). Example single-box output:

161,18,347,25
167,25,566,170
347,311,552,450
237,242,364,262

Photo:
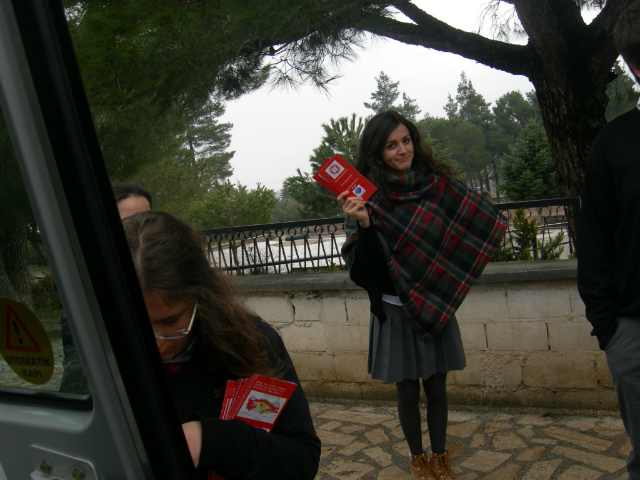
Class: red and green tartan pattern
343,172,508,339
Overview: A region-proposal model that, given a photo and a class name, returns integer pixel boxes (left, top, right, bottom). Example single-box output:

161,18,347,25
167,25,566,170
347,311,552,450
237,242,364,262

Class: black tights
396,373,448,456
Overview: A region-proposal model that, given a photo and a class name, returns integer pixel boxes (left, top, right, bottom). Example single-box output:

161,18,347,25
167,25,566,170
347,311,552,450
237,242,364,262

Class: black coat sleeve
577,127,620,350
193,320,320,480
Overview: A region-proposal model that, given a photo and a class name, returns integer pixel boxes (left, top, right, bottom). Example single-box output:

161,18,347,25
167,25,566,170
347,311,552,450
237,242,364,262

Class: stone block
360,382,397,401
596,354,614,388
345,297,371,325
291,294,321,321
456,290,508,321
459,323,487,350
332,352,370,382
279,321,327,352
321,296,347,324
504,360,522,386
554,389,619,410
507,288,570,319
302,381,363,400
454,354,484,386
486,322,548,351
325,324,369,352
548,321,599,351
523,353,597,389
569,287,586,317
244,295,293,324
513,388,555,407
289,351,336,381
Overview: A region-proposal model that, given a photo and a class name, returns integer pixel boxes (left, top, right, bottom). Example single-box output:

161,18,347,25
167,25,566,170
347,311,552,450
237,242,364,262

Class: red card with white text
313,154,376,201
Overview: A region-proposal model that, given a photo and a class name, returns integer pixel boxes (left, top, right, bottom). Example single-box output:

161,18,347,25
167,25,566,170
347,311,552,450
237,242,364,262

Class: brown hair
355,111,454,203
124,210,281,378
614,2,640,82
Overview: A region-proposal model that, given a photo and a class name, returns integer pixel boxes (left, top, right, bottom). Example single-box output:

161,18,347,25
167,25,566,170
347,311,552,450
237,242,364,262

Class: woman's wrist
358,217,370,228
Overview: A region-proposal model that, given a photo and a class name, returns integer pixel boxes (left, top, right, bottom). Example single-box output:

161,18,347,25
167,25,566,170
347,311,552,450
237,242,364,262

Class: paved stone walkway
310,400,631,480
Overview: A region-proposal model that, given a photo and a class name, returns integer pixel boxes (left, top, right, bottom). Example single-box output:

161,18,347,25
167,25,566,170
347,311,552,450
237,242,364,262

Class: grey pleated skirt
368,302,467,383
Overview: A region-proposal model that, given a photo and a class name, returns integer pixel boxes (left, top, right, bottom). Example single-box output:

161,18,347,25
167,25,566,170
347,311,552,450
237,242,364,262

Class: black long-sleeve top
165,318,320,480
350,223,397,321
578,107,640,349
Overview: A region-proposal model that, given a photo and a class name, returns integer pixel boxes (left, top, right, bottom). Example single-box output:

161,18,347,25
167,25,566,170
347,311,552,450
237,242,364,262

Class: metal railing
200,197,580,275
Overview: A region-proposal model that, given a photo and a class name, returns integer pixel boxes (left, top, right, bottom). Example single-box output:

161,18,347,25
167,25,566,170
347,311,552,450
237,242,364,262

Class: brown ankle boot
410,451,436,480
430,450,456,479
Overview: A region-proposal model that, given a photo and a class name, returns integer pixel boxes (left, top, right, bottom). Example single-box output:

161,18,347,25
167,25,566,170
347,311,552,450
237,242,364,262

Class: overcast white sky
221,1,597,193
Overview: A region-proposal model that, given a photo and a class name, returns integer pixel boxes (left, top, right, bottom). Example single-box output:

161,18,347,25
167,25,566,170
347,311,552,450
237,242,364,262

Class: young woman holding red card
123,210,320,480
340,111,506,480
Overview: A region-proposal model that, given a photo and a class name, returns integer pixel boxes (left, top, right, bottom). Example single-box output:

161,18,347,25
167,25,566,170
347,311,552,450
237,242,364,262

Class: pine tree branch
355,2,537,77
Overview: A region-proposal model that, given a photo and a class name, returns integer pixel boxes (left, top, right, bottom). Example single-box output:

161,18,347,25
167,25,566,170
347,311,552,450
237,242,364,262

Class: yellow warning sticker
0,298,54,385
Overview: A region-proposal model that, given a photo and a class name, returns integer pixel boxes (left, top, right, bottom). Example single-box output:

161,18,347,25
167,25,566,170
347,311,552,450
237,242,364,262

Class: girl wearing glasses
124,211,320,480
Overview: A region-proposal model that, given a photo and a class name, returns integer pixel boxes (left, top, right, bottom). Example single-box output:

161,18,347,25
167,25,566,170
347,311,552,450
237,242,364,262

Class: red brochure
220,374,297,433
312,154,376,201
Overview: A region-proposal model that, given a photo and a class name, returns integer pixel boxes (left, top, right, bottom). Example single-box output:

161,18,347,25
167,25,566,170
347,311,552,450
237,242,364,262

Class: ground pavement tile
470,433,485,448
446,441,467,460
552,445,627,474
521,459,563,480
484,421,514,434
363,446,393,467
457,474,478,480
318,421,342,431
318,459,375,480
556,464,603,480
364,428,388,445
447,419,483,438
381,419,398,429
618,436,632,458
321,445,338,460
515,446,546,462
459,450,511,472
543,426,613,452
338,442,367,456
376,465,411,479
531,438,558,445
492,431,528,450
342,425,366,434
317,429,356,446
449,411,479,422
518,427,536,438
482,462,521,480
319,410,394,425
565,417,626,438
518,415,555,426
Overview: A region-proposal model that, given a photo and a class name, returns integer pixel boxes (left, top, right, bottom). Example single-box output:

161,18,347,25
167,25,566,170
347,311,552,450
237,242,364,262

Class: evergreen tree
188,181,277,229
501,121,558,201
283,114,363,219
364,72,420,120
364,72,400,113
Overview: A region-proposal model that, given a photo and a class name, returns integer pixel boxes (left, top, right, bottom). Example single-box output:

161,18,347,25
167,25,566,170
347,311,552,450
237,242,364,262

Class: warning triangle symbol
6,305,41,352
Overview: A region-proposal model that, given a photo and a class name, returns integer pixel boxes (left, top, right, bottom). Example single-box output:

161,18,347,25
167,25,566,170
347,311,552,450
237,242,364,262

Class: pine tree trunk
532,74,610,254
0,218,34,310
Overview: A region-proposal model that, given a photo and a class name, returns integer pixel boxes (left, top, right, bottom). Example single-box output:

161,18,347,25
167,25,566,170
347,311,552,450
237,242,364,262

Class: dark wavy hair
614,2,640,82
124,210,281,378
112,182,153,208
355,111,454,202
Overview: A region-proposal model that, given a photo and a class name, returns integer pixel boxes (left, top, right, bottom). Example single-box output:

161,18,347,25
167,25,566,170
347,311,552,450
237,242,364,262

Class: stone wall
235,260,617,409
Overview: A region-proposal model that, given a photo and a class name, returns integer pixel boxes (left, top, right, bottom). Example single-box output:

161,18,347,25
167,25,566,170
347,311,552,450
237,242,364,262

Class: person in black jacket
578,4,640,479
123,210,320,480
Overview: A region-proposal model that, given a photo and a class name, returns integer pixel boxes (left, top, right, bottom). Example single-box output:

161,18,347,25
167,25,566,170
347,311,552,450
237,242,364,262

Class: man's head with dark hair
614,2,640,83
112,183,153,220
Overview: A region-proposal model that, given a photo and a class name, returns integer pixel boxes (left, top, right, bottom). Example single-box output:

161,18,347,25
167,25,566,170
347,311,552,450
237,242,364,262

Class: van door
0,1,196,478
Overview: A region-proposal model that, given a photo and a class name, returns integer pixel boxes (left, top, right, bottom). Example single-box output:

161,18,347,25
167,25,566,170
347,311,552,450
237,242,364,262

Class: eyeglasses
154,302,197,340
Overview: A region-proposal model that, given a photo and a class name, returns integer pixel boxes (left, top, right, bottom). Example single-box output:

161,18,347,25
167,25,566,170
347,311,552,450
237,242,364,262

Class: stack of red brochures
220,374,297,432
313,154,376,201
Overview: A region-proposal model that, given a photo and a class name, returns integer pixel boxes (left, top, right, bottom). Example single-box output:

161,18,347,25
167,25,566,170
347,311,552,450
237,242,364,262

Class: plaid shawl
342,169,507,339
